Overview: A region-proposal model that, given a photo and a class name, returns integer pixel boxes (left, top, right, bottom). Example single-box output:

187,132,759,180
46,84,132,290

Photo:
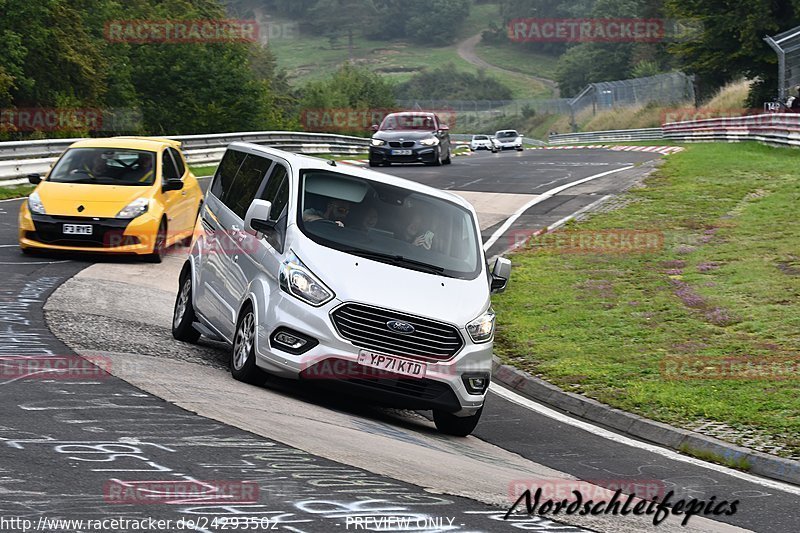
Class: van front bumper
253,295,491,416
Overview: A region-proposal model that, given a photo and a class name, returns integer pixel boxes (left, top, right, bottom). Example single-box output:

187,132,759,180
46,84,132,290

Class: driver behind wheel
303,198,351,227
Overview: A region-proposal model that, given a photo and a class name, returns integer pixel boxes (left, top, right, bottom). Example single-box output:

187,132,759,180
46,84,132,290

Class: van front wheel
433,407,483,437
231,307,266,385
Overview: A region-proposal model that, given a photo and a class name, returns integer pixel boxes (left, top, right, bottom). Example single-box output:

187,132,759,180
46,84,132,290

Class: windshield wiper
342,249,449,276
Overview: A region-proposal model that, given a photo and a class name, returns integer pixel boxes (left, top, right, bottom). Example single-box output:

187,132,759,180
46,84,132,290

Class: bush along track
491,142,800,475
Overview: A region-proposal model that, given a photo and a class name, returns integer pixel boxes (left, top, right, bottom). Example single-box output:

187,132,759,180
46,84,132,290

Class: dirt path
457,33,560,97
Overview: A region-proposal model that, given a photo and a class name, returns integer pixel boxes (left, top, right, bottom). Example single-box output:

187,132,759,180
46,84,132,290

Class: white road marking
490,383,800,496
483,166,634,251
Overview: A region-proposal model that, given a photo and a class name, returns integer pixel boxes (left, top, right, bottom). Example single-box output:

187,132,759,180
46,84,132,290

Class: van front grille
330,303,464,361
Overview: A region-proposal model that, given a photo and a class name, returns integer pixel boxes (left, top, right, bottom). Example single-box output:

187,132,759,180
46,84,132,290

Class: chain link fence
397,72,695,136
765,25,800,101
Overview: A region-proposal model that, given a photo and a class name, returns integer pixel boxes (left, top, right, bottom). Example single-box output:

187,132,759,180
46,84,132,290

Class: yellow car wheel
147,218,167,263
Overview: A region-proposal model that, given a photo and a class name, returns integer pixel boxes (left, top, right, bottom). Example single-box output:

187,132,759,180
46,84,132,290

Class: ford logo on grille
386,320,415,334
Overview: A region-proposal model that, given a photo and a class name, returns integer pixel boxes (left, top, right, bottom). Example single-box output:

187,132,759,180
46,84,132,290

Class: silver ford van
172,143,511,436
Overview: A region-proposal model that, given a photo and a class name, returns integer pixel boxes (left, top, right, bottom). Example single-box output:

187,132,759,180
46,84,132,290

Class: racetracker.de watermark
660,355,800,380
104,19,260,43
508,479,666,503
0,355,111,380
103,479,259,504
662,108,779,125
0,107,142,132
510,229,664,255
300,108,457,133
507,18,702,43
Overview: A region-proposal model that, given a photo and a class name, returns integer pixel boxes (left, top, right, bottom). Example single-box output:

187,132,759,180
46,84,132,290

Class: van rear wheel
231,306,266,385
433,407,483,437
172,273,200,344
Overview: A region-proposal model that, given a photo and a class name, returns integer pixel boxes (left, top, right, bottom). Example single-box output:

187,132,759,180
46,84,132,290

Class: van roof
228,142,475,212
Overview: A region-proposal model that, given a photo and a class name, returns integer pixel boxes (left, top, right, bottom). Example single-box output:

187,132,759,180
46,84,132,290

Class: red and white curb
531,145,684,155
339,159,369,167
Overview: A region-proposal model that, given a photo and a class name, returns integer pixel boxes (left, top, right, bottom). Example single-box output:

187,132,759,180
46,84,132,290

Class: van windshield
297,170,481,280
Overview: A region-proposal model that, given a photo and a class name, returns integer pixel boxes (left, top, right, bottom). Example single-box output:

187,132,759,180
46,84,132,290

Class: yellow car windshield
49,148,157,186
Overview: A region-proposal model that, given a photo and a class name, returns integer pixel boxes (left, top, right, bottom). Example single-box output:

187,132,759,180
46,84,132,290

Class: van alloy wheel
231,308,266,385
233,312,254,371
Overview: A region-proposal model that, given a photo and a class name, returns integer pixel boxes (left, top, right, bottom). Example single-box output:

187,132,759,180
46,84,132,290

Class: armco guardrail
0,131,370,182
546,113,800,148
549,128,664,145
663,113,800,146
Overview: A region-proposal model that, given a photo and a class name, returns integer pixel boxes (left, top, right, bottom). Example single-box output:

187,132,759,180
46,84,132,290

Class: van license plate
391,149,412,156
63,224,93,235
357,350,426,378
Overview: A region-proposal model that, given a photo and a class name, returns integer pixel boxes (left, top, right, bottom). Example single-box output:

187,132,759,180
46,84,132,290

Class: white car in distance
494,130,524,151
469,135,498,153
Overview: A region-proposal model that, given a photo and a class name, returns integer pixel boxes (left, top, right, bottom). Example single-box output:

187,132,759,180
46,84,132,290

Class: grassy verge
269,26,550,99
474,41,558,80
189,164,217,177
492,142,800,457
0,184,34,200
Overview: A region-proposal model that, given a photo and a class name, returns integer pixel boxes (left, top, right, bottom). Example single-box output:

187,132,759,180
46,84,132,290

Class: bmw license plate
357,350,426,378
63,224,93,235
391,149,412,156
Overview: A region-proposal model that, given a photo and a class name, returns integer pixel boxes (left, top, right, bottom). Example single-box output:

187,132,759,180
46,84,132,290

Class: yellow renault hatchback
19,137,203,262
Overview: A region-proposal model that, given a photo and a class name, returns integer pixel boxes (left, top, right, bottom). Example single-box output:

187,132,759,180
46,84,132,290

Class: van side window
226,154,273,219
259,163,289,253
167,147,186,177
210,149,246,201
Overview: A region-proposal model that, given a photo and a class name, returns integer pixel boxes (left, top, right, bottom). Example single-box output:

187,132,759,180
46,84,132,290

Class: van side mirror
162,179,184,192
245,199,274,234
490,257,512,293
439,124,449,131
27,173,42,185
370,124,380,132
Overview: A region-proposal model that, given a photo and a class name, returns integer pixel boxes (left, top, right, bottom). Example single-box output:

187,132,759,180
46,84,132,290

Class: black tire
231,305,267,385
172,271,201,344
425,147,443,166
146,219,167,263
368,160,378,167
433,407,483,437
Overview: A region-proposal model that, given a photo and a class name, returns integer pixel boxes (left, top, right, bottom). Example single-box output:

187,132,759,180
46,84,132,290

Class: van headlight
467,308,495,343
279,251,334,306
420,137,440,146
28,191,46,215
371,138,386,147
115,198,149,219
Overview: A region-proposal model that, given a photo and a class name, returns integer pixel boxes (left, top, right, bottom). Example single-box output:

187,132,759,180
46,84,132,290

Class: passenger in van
360,207,379,230
401,212,434,250
303,198,351,227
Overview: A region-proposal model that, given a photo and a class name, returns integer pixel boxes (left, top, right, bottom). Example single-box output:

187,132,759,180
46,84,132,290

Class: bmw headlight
467,308,496,343
420,137,440,146
28,190,46,215
279,251,334,306
115,197,149,219
371,138,386,147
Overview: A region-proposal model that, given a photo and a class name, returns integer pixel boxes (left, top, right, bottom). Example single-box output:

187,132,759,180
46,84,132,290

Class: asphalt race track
1,148,798,533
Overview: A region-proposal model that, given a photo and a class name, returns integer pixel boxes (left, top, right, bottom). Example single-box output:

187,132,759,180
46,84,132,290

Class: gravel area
45,309,230,370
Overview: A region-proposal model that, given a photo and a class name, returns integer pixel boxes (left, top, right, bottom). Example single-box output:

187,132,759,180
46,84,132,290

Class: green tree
666,0,800,103
395,64,513,100
299,64,396,109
